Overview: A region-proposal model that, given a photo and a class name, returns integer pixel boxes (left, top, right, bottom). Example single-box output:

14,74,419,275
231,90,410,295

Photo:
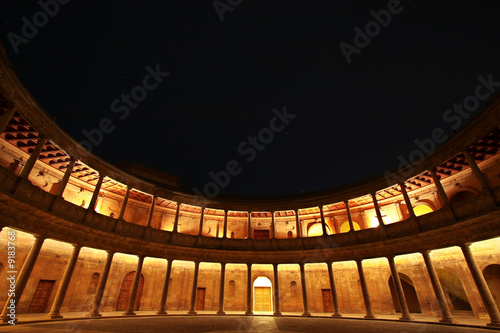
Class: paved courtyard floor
0,311,499,332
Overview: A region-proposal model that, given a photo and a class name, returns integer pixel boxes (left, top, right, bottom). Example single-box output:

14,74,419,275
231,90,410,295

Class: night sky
1,1,500,197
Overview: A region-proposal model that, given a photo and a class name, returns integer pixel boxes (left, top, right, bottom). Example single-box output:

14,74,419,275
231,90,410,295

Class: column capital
420,249,432,256
71,244,83,250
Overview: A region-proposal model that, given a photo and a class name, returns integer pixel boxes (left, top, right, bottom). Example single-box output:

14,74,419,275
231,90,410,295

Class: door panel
195,288,206,310
321,289,333,313
116,272,144,311
28,280,56,313
254,287,272,311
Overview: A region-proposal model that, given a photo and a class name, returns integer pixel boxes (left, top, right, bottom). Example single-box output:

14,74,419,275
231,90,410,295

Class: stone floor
0,312,498,332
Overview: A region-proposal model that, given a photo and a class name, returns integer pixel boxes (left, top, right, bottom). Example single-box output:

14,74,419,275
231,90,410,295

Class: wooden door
195,288,206,310
321,289,333,313
254,287,272,311
28,280,55,313
254,230,269,240
116,272,144,311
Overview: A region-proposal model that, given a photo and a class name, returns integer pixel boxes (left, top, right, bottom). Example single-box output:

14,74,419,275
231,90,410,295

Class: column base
86,312,102,318
245,311,253,316
123,311,136,316
156,311,168,315
364,314,376,319
273,311,282,316
45,313,63,319
188,310,197,315
439,318,455,324
399,316,413,321
216,311,226,315
302,312,311,317
332,313,342,318
487,321,500,327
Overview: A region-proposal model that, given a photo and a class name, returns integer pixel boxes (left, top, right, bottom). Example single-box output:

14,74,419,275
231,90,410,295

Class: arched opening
340,221,361,233
253,276,272,312
229,280,236,298
116,271,145,311
483,264,500,310
450,190,477,204
413,204,434,217
307,222,333,237
287,230,293,238
437,269,473,315
87,273,100,294
290,281,298,297
388,273,422,313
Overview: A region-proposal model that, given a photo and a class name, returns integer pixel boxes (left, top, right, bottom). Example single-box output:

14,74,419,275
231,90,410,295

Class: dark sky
1,1,500,197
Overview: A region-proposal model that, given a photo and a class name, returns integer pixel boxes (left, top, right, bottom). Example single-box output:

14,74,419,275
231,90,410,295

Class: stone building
0,44,499,329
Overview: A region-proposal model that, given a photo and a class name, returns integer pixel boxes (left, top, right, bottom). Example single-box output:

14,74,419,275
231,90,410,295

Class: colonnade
0,228,499,327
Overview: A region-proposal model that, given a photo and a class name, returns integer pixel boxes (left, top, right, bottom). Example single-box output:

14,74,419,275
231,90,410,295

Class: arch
340,221,361,233
450,190,478,205
287,230,293,239
483,264,500,310
388,273,422,313
253,276,272,312
307,222,333,237
413,204,434,217
116,271,145,311
436,269,473,314
87,273,100,294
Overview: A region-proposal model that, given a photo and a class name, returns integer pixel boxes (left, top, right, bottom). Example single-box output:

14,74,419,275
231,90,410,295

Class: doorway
196,288,206,310
116,271,144,311
321,289,333,312
253,276,272,312
388,273,422,313
28,280,56,313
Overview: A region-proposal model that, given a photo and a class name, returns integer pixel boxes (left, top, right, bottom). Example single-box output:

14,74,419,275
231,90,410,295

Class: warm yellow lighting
307,223,333,236
414,204,434,216
340,221,361,233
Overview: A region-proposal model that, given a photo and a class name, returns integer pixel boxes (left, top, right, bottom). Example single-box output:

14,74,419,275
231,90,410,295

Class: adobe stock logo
384,73,499,185
339,0,413,64
79,64,169,152
7,0,71,54
192,106,297,204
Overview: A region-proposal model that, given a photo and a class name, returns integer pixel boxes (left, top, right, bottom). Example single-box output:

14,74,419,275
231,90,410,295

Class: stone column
430,168,450,207
387,256,412,321
327,262,342,317
118,187,131,220
399,182,416,219
157,259,173,315
295,209,301,237
88,251,114,318
344,200,355,233
198,207,205,235
247,212,252,239
172,204,181,233
245,263,253,315
371,193,386,228
273,263,281,316
19,135,47,179
88,174,105,213
299,263,311,316
463,150,492,193
45,245,82,319
188,261,200,315
356,259,375,319
217,263,226,315
123,255,145,316
461,244,500,327
272,212,277,239
0,105,17,134
55,158,76,198
146,195,156,228
222,210,228,238
1,236,45,322
319,206,328,236
421,251,454,323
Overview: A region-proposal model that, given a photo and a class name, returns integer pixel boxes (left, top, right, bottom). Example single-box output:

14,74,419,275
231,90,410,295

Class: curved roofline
1,42,499,211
